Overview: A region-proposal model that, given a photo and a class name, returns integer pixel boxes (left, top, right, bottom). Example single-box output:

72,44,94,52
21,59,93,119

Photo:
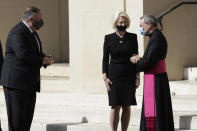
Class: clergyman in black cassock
131,15,175,131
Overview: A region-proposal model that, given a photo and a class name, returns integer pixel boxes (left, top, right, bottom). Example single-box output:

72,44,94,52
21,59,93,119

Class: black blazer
102,32,138,77
1,22,45,92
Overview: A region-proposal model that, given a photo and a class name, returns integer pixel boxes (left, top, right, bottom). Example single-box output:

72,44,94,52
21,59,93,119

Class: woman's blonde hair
112,11,130,30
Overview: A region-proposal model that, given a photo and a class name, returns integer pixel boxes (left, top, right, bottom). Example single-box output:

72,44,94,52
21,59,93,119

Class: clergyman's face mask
139,23,151,36
139,26,146,35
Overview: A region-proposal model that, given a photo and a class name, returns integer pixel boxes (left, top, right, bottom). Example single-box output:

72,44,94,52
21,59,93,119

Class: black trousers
3,87,36,131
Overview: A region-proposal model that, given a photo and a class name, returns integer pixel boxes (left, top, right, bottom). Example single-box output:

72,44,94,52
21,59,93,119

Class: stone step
184,67,197,81
2,80,197,96
40,64,197,81
60,123,197,131
40,76,70,93
179,115,197,130
170,80,197,96
40,77,197,95
65,123,139,131
1,120,46,131
1,92,197,112
3,78,194,95
40,76,197,95
178,130,197,131
41,63,69,77
40,76,107,94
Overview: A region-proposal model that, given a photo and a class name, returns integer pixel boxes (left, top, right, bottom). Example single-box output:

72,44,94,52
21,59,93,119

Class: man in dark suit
1,6,53,131
0,40,4,131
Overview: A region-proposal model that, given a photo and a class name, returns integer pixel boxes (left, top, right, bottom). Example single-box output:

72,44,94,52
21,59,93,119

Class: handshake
130,54,141,64
43,54,54,66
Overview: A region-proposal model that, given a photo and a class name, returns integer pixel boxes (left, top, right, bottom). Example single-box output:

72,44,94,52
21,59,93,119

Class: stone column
69,0,124,93
126,0,144,95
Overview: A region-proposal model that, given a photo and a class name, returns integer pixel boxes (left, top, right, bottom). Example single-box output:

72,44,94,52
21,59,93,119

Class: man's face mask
139,23,151,36
33,19,44,30
139,27,147,35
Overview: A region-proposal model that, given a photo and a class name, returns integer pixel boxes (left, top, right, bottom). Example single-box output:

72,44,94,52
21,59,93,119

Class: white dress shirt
22,21,41,52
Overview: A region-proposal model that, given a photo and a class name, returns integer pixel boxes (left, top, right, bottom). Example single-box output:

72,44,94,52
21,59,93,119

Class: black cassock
0,40,4,131
137,29,175,131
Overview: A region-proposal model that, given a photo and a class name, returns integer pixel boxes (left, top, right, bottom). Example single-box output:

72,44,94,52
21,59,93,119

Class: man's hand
47,54,54,65
43,55,54,65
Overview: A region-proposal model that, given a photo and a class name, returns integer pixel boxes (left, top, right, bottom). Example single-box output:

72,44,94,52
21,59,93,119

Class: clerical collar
149,29,158,37
22,20,34,34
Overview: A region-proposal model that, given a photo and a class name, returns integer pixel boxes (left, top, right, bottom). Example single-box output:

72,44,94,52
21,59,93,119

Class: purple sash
144,60,166,131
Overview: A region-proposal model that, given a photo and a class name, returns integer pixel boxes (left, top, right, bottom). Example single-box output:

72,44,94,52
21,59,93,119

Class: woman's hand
136,78,140,88
130,55,141,64
135,73,140,88
104,78,112,92
103,73,112,92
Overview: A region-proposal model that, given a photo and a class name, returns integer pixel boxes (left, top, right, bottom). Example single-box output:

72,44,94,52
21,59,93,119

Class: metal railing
156,2,197,30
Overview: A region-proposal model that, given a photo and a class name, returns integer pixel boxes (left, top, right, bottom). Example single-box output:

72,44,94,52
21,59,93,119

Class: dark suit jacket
1,22,45,92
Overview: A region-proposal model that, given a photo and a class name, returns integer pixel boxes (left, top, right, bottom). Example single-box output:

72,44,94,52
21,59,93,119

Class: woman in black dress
102,11,139,131
131,15,174,131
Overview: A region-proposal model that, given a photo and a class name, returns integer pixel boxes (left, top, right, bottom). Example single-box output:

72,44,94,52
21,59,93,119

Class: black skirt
108,82,137,106
108,63,137,106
